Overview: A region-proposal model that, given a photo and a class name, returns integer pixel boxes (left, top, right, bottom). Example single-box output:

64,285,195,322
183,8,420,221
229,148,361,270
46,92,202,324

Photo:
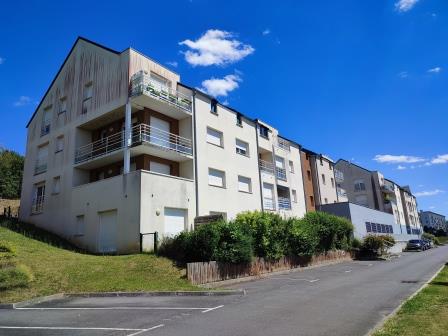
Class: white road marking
270,277,320,283
345,270,352,273
15,306,216,311
202,305,224,313
126,324,164,336
0,326,143,331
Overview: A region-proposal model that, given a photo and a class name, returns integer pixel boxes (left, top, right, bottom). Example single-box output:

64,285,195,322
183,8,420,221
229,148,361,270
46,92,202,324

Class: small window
207,127,223,147
354,179,366,192
320,157,323,166
238,176,252,193
41,108,52,136
55,135,64,153
292,189,297,203
322,174,326,185
83,82,93,101
208,168,225,188
235,139,249,156
307,170,311,181
236,113,242,126
211,99,218,114
330,177,335,188
59,97,67,115
75,215,85,236
329,163,333,170
31,182,46,214
289,160,294,173
52,176,61,194
259,125,269,139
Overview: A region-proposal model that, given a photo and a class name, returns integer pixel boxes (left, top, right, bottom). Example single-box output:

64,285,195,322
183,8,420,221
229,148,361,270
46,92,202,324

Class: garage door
164,208,186,237
98,210,117,253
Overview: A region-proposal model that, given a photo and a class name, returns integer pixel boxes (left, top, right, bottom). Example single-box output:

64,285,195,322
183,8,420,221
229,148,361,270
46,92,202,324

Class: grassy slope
0,226,196,303
373,266,448,336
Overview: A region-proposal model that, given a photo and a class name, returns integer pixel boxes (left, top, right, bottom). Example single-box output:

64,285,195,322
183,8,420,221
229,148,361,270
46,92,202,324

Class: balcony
130,71,192,119
278,197,292,210
276,138,290,151
259,160,287,181
263,197,276,211
31,196,45,214
75,123,193,168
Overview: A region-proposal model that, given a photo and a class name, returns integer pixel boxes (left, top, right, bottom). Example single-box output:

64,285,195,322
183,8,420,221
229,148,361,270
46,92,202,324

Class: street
1,246,447,336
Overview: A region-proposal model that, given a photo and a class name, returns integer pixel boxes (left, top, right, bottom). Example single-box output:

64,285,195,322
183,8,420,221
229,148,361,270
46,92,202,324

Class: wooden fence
187,250,352,285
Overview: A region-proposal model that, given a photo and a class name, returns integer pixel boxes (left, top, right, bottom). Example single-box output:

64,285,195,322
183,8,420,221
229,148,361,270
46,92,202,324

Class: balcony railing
263,197,276,211
259,160,287,181
75,123,193,164
130,71,192,113
276,138,290,151
334,169,344,182
34,160,48,175
31,196,45,214
278,197,292,210
337,188,347,198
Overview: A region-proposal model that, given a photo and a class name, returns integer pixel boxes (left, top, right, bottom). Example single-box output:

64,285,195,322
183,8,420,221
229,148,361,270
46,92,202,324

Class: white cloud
0,57,4,65
262,29,271,36
429,206,436,209
395,0,420,12
13,96,32,107
199,74,241,97
373,154,426,164
398,71,409,78
430,154,448,164
397,165,407,170
222,100,229,106
414,189,445,197
179,29,254,66
166,61,178,68
428,67,442,74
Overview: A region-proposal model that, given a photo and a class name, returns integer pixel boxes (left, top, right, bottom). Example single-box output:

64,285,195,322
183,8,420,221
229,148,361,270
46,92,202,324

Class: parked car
406,239,426,251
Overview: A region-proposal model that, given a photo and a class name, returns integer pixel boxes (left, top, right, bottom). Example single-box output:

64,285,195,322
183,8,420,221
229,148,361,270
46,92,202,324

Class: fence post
154,231,158,255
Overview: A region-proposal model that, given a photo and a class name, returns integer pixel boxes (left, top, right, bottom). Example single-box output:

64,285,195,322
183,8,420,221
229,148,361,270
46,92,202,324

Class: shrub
235,211,288,260
351,237,362,249
287,218,319,257
422,232,436,242
361,235,384,253
381,235,395,246
0,264,33,290
0,241,15,254
214,221,253,263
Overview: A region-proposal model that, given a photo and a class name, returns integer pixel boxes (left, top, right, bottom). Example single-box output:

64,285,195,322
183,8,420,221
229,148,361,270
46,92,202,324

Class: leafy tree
0,148,24,199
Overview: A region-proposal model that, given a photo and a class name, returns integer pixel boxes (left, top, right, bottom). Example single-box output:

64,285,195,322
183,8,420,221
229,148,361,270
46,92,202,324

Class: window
236,113,242,126
41,108,52,136
211,99,218,114
208,168,225,188
238,176,252,193
292,189,297,203
354,179,366,192
235,139,249,156
31,182,45,214
59,97,67,115
82,82,93,114
206,127,223,147
324,198,328,204
35,144,49,175
307,170,312,181
75,215,85,236
321,174,326,185
52,176,61,194
55,135,64,153
330,177,335,188
150,72,171,89
150,161,170,175
329,162,333,170
320,157,323,166
289,160,294,173
259,125,269,139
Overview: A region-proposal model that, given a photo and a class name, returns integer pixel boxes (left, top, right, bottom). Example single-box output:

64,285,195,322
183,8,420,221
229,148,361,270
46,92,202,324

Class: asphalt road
1,246,447,336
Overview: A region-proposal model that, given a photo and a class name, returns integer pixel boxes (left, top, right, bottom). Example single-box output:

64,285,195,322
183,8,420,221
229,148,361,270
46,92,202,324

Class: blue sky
0,0,446,216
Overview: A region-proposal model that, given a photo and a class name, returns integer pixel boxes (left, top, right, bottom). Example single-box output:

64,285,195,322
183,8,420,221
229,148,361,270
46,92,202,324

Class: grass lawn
437,236,448,245
0,222,196,304
373,265,448,336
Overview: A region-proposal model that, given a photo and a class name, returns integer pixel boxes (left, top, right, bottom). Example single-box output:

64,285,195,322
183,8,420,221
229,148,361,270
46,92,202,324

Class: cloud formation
199,74,241,97
262,29,271,36
179,29,254,66
13,96,32,107
397,165,407,170
373,154,425,164
430,154,448,165
166,61,178,68
395,0,419,12
414,189,445,197
428,67,442,74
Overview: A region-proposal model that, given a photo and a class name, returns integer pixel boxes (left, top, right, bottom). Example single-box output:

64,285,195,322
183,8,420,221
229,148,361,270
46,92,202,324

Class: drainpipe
192,91,199,218
123,100,131,174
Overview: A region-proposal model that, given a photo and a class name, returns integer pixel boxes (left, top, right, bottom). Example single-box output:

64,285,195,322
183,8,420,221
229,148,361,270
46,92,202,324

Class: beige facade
20,37,311,253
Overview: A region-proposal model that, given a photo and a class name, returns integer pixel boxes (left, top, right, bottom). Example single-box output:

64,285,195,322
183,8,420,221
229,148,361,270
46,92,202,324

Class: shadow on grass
431,281,448,287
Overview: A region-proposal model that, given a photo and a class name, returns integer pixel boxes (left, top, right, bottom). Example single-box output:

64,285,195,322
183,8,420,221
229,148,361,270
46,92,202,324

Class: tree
0,148,24,199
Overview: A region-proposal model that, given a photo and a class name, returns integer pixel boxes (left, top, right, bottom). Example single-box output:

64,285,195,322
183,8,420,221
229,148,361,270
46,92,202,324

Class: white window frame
52,176,61,194
238,175,252,193
206,127,223,147
292,189,297,203
289,160,294,173
235,139,249,157
208,168,226,188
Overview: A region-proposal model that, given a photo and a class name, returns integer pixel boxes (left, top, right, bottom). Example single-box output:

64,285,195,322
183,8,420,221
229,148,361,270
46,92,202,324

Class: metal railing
276,138,290,151
130,71,192,113
34,160,47,175
263,197,276,211
31,196,45,214
278,197,292,210
75,124,193,164
259,160,275,174
276,167,287,181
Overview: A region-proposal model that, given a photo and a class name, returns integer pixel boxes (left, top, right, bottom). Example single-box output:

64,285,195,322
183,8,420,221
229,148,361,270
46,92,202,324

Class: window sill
207,142,224,149
55,150,63,154
34,171,47,176
30,211,43,216
209,184,226,189
236,152,249,158
51,192,60,196
259,134,269,140
238,190,253,194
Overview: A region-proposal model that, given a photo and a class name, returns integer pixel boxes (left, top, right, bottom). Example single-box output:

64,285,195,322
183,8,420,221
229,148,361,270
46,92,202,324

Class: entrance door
164,208,186,237
150,116,170,148
263,183,275,210
98,210,117,253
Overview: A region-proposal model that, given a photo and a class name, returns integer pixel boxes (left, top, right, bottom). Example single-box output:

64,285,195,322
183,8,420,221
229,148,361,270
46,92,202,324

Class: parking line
15,306,216,311
201,305,224,313
345,270,352,273
126,324,164,336
0,326,143,331
270,277,320,283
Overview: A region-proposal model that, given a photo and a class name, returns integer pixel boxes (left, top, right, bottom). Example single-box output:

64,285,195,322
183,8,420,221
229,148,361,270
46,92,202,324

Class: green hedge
160,211,355,264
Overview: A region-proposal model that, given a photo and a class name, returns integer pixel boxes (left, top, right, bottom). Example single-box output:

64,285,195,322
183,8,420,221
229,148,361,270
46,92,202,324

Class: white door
164,208,186,237
150,116,170,148
98,210,117,253
150,161,170,175
263,183,275,210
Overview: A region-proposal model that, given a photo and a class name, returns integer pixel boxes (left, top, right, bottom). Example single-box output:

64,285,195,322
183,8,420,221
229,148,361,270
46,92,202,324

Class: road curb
365,262,446,336
0,290,245,309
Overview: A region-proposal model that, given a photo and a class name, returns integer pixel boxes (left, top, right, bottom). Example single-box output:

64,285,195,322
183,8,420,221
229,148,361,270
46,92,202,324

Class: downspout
192,91,199,218
255,123,264,211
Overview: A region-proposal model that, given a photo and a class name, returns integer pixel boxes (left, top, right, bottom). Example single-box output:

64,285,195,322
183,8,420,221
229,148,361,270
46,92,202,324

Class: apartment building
20,37,307,253
300,149,340,208
419,211,447,232
334,159,421,235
